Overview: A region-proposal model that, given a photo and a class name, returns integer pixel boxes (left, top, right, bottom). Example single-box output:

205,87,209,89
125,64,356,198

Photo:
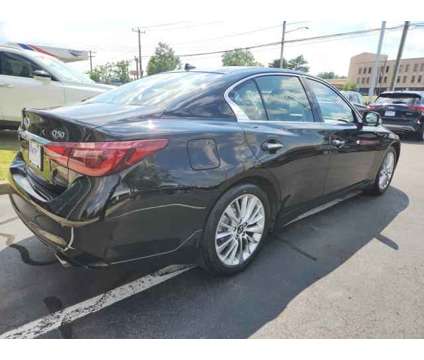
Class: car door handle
262,141,284,152
331,139,346,148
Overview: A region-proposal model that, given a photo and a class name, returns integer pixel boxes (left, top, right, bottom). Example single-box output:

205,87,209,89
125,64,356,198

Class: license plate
385,111,396,117
28,141,42,169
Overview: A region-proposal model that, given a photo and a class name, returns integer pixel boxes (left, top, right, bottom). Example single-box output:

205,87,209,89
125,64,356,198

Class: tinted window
255,76,314,122
375,94,420,105
228,80,266,120
0,52,41,78
306,79,355,123
91,72,222,108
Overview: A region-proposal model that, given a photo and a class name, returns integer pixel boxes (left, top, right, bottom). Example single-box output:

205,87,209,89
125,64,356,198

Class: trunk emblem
51,129,66,140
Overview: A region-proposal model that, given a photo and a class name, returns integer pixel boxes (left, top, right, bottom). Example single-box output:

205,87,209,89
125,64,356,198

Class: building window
414,64,419,72
358,67,362,74
367,77,370,84
397,76,401,83
399,65,404,73
411,76,415,83
368,67,371,74
420,64,424,72
418,75,422,83
383,76,387,83
386,66,390,73
405,64,410,72
403,76,407,83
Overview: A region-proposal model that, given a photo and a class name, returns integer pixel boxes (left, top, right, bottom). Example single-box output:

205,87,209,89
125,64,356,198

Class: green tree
287,55,309,73
269,55,309,73
222,49,261,66
113,60,130,84
268,58,288,68
88,61,131,84
342,81,358,91
147,42,181,75
317,71,337,79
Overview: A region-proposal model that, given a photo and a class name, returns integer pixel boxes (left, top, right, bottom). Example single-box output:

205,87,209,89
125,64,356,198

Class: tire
365,146,397,196
200,183,271,276
415,127,424,142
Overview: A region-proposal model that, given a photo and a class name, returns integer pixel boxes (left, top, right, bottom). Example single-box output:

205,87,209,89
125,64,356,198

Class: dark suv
368,91,424,141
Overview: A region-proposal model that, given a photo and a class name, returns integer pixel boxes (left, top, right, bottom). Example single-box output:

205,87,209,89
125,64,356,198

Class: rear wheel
200,183,271,275
365,147,397,196
415,127,424,142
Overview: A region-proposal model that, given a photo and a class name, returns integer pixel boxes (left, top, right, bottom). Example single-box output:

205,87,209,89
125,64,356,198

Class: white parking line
0,264,195,339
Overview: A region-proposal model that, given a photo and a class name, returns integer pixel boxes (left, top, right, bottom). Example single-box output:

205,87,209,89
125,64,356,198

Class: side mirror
363,111,381,126
33,70,51,81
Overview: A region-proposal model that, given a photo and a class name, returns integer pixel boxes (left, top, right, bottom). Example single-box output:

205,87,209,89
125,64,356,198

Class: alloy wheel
215,194,265,267
378,151,395,191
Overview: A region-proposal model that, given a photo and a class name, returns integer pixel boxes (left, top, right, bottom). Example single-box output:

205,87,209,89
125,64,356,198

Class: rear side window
375,94,420,105
306,79,355,124
0,52,41,78
255,76,314,122
228,80,267,120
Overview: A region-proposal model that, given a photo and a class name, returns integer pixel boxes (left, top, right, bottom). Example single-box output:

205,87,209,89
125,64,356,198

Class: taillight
44,139,168,176
409,105,424,113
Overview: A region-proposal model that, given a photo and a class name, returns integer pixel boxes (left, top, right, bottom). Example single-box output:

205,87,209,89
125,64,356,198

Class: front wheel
365,147,397,196
200,183,271,276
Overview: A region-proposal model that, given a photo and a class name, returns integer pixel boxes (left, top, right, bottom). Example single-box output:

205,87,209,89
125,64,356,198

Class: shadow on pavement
65,186,408,338
0,186,409,338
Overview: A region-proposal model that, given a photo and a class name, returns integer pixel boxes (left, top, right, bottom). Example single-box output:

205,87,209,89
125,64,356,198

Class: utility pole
279,21,287,68
390,21,410,91
134,56,139,79
88,50,95,72
369,21,386,97
132,27,145,78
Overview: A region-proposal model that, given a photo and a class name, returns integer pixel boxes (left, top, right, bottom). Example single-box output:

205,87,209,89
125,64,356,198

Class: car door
227,74,331,210
0,51,65,122
304,78,384,194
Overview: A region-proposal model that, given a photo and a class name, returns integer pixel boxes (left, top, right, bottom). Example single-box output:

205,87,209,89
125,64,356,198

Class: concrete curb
0,181,11,196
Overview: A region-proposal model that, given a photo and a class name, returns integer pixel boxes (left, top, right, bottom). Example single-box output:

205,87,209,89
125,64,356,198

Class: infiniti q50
8,67,400,275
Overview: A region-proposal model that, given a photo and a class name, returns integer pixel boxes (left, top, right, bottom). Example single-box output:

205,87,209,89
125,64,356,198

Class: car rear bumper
8,153,204,268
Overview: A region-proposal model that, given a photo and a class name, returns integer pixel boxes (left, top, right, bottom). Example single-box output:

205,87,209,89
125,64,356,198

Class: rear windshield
375,94,421,105
89,71,222,108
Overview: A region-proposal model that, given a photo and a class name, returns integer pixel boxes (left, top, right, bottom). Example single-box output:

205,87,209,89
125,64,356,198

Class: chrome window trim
224,72,313,123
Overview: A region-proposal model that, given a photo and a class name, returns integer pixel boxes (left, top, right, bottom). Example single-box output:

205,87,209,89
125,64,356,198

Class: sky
1,0,423,77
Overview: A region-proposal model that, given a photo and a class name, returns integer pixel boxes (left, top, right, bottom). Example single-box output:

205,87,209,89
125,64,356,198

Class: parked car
368,91,424,141
341,90,367,114
0,45,113,129
8,68,400,275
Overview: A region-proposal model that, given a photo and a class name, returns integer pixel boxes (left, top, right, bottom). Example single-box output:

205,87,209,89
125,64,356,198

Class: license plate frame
28,141,43,170
384,110,396,117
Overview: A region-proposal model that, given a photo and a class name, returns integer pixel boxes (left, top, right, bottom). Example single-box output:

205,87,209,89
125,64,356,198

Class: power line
174,23,421,58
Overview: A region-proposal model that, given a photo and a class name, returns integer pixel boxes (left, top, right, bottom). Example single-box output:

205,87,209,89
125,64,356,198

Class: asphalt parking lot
0,139,423,338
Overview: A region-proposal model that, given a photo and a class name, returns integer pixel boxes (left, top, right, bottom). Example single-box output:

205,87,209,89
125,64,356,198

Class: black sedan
8,67,400,275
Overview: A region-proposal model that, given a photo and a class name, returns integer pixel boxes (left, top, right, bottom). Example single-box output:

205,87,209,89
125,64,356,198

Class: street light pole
369,21,386,97
279,21,287,68
390,21,410,91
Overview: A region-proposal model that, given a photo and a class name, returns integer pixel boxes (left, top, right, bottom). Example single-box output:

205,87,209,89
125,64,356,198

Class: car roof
176,66,306,76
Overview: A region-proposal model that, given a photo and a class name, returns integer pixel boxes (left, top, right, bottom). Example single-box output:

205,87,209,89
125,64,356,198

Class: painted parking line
0,264,195,339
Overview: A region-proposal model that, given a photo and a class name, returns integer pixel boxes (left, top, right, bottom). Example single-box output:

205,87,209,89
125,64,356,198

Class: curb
0,181,11,196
